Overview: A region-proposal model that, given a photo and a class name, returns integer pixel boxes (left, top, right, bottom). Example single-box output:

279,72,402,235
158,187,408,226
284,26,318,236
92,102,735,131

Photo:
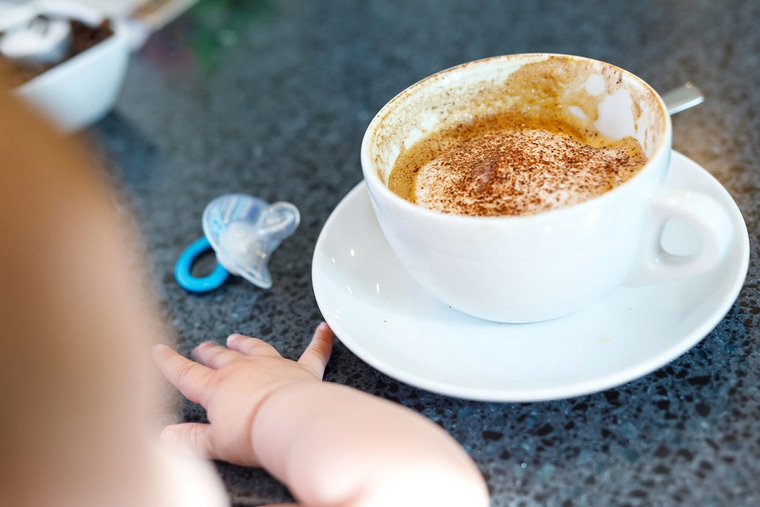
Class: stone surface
89,0,760,505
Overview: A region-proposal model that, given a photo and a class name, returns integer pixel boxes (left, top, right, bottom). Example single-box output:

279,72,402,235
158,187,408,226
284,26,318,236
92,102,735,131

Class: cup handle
624,186,733,287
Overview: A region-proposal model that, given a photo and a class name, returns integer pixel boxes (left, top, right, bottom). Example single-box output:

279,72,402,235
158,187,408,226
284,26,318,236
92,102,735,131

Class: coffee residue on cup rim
380,54,666,217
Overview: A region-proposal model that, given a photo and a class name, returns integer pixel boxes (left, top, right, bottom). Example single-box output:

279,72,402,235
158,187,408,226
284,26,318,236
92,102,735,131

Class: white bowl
9,1,131,132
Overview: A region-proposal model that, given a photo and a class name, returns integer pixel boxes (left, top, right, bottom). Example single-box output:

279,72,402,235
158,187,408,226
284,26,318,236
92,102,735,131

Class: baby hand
152,323,333,467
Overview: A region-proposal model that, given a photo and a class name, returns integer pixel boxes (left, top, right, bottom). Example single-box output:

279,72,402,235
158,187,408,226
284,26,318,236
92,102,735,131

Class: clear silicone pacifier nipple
175,194,300,293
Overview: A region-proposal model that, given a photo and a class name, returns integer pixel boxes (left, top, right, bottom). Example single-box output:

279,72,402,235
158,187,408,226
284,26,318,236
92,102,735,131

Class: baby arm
153,323,489,507
0,85,227,506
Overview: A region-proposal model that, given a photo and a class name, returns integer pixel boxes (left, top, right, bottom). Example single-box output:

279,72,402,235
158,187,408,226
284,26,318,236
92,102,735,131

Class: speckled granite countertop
89,0,759,505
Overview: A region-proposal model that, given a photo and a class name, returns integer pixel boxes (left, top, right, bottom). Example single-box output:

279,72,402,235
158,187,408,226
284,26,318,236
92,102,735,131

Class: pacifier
175,194,300,293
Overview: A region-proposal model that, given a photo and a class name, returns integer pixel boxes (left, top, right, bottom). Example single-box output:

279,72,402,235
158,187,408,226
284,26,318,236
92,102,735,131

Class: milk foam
409,128,646,216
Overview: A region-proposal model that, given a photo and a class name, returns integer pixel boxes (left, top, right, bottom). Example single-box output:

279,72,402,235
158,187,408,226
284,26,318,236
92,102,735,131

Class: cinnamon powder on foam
404,125,645,217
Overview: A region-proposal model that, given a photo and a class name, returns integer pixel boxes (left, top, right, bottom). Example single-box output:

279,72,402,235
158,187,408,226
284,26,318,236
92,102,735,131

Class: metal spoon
662,82,704,115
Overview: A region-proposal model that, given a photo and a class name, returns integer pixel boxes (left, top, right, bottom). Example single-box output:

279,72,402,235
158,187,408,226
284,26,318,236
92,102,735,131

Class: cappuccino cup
360,54,732,323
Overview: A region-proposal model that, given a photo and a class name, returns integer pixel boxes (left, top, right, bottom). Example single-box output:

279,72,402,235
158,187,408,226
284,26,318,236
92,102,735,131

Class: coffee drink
362,54,729,322
388,114,647,217
387,58,649,217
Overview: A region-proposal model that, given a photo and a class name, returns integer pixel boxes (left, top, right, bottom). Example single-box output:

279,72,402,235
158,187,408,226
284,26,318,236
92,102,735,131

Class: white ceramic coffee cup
361,54,732,323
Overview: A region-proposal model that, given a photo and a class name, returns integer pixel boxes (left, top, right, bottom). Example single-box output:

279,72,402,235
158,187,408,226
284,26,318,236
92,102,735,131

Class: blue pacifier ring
175,236,230,293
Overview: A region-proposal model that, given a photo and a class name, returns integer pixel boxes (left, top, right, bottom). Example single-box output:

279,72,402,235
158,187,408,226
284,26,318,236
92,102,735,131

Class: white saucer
312,152,750,402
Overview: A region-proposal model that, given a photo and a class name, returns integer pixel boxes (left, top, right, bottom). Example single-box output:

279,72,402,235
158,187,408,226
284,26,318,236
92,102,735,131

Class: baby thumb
160,422,214,459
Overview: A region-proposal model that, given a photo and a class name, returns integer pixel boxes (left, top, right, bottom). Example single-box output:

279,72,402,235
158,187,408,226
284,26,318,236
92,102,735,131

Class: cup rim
360,53,672,223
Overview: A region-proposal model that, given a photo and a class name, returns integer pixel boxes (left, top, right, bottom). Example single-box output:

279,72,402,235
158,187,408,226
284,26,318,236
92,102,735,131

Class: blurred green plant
186,0,274,74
